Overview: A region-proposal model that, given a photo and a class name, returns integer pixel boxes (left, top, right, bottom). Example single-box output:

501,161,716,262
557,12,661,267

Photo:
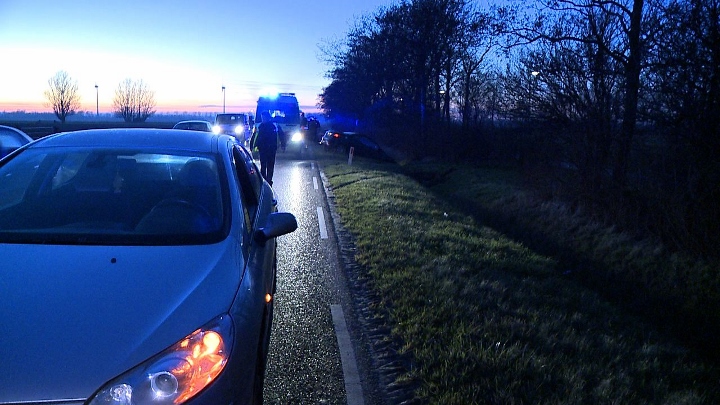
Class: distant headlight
87,315,232,405
212,125,222,134
234,126,244,135
291,131,303,142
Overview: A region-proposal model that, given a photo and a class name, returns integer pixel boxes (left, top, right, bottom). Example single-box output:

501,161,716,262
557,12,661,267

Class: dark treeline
319,0,720,258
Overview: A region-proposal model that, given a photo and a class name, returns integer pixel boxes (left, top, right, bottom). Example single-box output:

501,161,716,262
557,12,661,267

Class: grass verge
317,150,720,404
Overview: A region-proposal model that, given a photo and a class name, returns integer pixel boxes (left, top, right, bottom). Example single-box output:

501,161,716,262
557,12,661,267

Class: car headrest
178,159,217,188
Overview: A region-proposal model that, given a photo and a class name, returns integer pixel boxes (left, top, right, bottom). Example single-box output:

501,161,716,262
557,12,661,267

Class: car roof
0,124,33,142
33,128,228,152
175,120,211,124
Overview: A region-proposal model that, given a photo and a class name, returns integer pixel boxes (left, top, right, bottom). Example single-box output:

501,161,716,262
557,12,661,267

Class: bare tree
112,79,156,122
44,71,81,123
505,0,647,188
639,0,720,253
454,10,501,128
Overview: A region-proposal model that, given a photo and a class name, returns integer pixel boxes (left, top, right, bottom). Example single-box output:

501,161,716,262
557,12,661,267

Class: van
254,93,305,155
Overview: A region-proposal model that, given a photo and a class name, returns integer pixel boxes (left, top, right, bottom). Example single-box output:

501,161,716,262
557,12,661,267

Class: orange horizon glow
0,101,322,115
0,0,393,121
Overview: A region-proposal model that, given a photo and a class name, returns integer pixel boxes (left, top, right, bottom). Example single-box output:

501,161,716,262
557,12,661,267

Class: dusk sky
0,0,397,114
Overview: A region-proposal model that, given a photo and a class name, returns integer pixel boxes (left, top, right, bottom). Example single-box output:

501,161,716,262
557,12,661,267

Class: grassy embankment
316,149,720,404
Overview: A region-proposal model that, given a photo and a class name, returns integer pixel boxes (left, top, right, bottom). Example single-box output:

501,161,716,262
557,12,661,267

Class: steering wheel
136,198,214,233
154,198,212,219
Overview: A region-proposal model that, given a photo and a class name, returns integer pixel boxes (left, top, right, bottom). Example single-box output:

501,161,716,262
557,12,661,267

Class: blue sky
0,0,397,114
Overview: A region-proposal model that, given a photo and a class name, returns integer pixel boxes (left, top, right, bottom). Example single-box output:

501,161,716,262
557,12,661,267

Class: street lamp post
222,86,226,113
95,84,99,116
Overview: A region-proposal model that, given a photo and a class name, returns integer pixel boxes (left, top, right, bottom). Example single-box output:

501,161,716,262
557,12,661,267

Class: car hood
0,241,243,402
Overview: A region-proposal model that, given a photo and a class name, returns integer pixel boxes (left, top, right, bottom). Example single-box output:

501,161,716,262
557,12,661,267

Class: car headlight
234,126,244,135
212,125,222,134
87,315,232,405
291,131,303,142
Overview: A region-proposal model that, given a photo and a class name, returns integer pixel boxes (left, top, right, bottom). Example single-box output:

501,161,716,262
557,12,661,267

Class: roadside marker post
348,147,354,165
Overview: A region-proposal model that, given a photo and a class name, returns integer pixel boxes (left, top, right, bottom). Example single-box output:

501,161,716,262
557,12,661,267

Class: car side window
0,151,45,210
236,145,263,198
231,145,260,227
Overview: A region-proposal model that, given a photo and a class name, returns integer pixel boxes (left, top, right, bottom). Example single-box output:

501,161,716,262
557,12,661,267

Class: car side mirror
254,212,298,245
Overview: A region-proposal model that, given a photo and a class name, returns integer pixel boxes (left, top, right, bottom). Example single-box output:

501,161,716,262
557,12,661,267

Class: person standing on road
251,111,284,186
307,117,321,142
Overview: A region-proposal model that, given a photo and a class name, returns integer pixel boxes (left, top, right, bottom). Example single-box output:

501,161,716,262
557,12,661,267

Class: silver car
0,124,33,159
172,120,214,132
0,128,297,404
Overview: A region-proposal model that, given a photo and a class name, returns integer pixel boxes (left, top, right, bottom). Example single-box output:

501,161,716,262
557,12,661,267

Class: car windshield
216,114,246,125
256,100,300,125
174,122,210,131
0,147,228,245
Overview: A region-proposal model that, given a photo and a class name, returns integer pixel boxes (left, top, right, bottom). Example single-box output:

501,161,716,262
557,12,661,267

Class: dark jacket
252,121,279,152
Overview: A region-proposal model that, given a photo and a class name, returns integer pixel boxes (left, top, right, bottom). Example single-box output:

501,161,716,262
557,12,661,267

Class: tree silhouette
320,0,491,140
506,0,646,189
112,78,156,122
44,70,81,123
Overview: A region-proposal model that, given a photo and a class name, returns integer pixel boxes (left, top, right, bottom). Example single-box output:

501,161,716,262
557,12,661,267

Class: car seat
135,159,221,234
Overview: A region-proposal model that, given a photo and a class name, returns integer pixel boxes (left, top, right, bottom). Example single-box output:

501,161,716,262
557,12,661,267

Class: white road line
331,305,365,405
317,206,328,239
313,176,319,190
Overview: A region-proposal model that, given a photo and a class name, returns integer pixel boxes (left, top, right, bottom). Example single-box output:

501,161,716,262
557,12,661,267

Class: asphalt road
262,148,369,405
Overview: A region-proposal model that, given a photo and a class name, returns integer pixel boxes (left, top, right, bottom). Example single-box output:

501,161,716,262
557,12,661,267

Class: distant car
0,128,297,404
214,113,250,143
0,124,33,159
320,129,348,150
172,119,213,132
321,130,392,161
